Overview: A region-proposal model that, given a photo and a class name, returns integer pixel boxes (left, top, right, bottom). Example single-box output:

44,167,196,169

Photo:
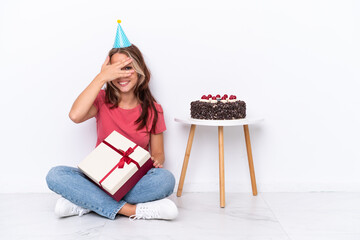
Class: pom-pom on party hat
113,20,131,48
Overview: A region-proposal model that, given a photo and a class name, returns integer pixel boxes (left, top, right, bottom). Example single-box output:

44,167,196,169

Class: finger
116,73,132,78
117,71,134,78
114,58,133,68
120,69,135,74
153,161,160,168
102,56,110,67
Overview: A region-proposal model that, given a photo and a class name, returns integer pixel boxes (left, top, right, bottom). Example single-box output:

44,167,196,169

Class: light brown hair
105,44,158,132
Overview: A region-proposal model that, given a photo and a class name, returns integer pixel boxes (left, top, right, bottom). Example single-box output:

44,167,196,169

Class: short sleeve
150,103,166,134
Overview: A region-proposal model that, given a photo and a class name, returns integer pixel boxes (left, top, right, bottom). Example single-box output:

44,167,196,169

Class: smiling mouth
118,81,130,87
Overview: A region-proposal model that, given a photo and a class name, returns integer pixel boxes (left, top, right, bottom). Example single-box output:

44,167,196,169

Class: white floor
0,192,359,240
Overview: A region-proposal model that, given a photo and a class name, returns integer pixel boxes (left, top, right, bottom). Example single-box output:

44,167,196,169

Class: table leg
177,124,196,197
218,126,225,207
243,124,258,196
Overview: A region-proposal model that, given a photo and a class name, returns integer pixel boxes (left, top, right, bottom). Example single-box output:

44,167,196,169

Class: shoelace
129,206,160,221
71,205,89,217
78,209,86,217
70,205,80,216
129,215,144,221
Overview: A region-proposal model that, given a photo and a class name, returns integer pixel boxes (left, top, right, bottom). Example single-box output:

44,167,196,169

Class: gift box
78,130,153,201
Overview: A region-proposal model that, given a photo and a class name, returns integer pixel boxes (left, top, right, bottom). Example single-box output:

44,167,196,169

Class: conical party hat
113,20,131,48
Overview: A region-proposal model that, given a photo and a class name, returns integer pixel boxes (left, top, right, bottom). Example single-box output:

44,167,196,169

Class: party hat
113,20,131,48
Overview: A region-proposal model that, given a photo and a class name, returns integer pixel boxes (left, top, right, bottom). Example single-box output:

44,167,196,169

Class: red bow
117,147,135,168
99,140,140,187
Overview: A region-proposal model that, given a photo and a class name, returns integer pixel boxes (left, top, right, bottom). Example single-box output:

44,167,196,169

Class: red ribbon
99,140,140,186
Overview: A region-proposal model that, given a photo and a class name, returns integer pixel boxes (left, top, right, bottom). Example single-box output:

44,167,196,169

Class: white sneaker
130,198,178,221
54,197,91,218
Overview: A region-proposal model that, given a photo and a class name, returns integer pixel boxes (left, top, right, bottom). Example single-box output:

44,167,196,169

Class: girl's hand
151,156,164,168
98,56,134,82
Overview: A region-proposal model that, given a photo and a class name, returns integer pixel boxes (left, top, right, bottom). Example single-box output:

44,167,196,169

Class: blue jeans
46,166,176,220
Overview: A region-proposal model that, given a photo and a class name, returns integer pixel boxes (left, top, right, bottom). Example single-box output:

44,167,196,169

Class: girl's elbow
68,112,82,124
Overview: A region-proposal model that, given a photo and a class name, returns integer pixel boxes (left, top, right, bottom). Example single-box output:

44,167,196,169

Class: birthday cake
190,94,246,120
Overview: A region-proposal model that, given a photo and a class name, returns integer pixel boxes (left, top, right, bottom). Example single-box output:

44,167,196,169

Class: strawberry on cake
190,94,246,120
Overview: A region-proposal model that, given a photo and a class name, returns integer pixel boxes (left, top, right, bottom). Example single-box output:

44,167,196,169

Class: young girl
45,43,178,220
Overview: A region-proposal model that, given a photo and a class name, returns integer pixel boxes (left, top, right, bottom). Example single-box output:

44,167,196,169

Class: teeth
118,81,129,86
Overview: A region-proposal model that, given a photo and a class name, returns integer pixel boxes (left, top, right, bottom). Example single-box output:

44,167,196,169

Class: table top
174,116,264,126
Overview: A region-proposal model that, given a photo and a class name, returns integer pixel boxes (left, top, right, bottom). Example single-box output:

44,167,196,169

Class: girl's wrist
94,73,107,86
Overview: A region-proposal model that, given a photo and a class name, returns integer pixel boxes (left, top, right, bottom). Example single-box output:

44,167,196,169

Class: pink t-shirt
93,89,166,151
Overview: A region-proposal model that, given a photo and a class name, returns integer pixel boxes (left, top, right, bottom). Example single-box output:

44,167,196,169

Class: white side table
174,117,264,207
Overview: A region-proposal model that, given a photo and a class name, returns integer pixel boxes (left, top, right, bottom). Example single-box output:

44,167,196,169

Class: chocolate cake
190,94,246,120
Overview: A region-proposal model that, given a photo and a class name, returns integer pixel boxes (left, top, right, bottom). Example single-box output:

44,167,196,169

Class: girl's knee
123,168,176,203
152,168,176,196
45,166,74,188
46,166,61,188
165,170,176,196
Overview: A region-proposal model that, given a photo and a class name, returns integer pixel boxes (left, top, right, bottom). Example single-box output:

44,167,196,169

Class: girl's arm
69,56,134,123
68,75,105,123
150,133,165,168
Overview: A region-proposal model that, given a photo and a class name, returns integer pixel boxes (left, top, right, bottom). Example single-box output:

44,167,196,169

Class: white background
0,0,359,193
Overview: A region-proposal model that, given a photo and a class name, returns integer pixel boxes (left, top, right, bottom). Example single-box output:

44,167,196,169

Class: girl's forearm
69,74,106,123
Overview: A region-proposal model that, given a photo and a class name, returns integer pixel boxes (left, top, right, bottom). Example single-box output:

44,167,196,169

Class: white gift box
78,130,153,201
